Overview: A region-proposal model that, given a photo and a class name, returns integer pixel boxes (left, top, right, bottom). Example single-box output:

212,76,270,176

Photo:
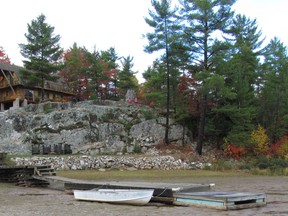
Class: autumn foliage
222,125,288,160
60,45,119,101
223,141,247,159
177,75,201,116
250,125,269,156
0,46,11,64
270,135,288,158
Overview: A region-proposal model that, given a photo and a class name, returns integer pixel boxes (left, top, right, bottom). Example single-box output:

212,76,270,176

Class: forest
1,0,288,159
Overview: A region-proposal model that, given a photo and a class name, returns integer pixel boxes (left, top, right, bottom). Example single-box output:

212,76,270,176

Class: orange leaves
224,143,247,159
270,135,288,158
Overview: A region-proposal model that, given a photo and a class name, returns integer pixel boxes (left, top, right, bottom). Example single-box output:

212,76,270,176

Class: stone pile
12,155,211,171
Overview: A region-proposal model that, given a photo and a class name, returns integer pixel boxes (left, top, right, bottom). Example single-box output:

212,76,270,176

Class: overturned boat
73,189,154,205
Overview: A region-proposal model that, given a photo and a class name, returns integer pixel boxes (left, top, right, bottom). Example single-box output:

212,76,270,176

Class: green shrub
101,112,115,122
209,159,239,171
141,109,154,120
132,144,142,153
43,103,54,113
89,94,98,100
251,157,288,169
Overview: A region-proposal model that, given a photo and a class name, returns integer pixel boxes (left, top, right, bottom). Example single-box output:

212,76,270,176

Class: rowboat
73,189,154,205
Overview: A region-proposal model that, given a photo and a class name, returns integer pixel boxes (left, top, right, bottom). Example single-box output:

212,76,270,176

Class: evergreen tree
179,0,236,154
144,0,181,144
118,56,138,99
84,47,104,100
258,38,288,142
211,14,263,147
19,14,63,101
142,60,167,107
99,47,119,99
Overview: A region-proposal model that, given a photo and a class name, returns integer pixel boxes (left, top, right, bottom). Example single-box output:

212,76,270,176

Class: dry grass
57,169,248,182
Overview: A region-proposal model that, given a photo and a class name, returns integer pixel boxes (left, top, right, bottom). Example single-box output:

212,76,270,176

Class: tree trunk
164,16,170,145
41,75,45,101
196,95,207,155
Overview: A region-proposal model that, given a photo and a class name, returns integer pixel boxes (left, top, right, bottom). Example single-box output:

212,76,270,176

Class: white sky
1,0,288,82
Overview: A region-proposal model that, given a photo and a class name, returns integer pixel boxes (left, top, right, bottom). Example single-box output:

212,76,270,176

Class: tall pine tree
179,0,236,154
224,15,263,145
258,38,288,142
144,0,181,144
19,14,63,101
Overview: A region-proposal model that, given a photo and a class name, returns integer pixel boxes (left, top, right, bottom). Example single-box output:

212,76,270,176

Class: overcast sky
1,0,288,82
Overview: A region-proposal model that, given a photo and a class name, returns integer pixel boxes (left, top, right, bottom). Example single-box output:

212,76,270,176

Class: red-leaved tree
0,46,11,64
60,43,90,100
177,74,201,116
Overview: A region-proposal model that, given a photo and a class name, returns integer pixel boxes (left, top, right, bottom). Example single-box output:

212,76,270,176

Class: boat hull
73,189,154,205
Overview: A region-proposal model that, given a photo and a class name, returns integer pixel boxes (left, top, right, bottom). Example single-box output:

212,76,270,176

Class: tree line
15,14,139,102
142,0,288,157
1,0,288,157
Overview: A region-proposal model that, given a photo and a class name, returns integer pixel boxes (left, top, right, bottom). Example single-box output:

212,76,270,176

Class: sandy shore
1,175,288,216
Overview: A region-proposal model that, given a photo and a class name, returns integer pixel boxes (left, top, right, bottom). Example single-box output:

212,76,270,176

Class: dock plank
173,191,267,210
32,175,213,198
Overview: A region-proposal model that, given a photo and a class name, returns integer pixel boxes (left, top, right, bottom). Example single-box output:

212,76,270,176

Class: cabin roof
0,62,74,95
0,62,23,74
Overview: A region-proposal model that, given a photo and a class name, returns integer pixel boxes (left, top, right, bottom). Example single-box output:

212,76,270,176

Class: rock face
0,101,192,155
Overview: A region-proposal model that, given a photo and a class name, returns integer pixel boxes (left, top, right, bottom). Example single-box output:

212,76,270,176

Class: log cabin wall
0,62,75,111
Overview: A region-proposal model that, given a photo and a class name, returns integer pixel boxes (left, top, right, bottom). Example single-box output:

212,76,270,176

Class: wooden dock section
65,181,214,203
0,165,55,186
173,191,266,210
32,175,214,204
32,175,267,210
1,166,267,210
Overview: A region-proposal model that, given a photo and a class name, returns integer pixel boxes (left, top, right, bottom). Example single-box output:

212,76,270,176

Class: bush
252,157,288,170
141,109,154,120
223,143,246,159
209,158,241,171
270,135,288,158
250,125,269,156
132,144,142,153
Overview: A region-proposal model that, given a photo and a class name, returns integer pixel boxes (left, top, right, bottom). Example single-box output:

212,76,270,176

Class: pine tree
118,56,138,99
99,48,119,100
212,15,263,146
142,60,167,108
258,38,288,142
179,0,236,154
144,0,181,144
19,14,63,101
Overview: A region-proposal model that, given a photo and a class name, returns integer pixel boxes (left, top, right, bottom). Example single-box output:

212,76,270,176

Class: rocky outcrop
0,101,193,155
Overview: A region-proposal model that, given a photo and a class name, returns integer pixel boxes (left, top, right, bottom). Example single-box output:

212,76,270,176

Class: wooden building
0,62,75,111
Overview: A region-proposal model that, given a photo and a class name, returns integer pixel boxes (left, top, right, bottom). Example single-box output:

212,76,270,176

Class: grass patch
57,169,247,182
1,154,16,166
250,168,288,176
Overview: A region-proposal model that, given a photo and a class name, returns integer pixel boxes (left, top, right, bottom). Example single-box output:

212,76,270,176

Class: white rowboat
73,189,154,205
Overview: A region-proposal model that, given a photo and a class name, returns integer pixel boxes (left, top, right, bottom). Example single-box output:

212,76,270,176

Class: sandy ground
0,175,288,216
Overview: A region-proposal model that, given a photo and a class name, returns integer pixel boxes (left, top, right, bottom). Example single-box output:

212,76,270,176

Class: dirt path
0,175,287,216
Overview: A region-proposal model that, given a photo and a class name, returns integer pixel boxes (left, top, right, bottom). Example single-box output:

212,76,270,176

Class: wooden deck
33,175,214,203
0,166,267,210
0,165,55,186
173,191,267,210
